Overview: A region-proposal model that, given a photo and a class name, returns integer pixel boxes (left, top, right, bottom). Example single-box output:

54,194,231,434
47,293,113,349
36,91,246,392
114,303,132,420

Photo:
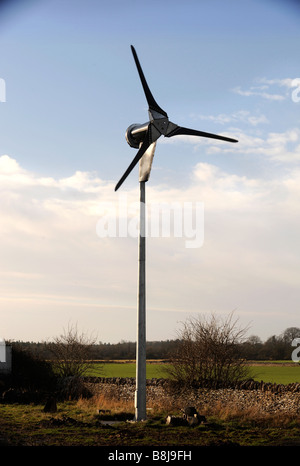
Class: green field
248,364,300,384
2,364,300,447
89,362,300,385
89,363,168,379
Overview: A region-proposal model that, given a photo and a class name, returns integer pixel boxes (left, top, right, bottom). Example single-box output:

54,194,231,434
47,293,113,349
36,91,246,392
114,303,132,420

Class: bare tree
281,327,300,344
48,323,97,378
167,313,250,388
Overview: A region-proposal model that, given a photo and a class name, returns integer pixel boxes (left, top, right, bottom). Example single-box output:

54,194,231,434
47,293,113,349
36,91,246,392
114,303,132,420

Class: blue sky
0,0,300,344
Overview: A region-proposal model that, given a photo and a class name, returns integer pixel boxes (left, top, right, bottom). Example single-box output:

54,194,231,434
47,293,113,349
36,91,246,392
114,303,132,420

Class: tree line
8,325,300,361
241,326,300,361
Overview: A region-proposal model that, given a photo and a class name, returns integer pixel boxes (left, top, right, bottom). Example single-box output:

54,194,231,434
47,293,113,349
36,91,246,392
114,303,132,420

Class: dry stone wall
84,377,300,416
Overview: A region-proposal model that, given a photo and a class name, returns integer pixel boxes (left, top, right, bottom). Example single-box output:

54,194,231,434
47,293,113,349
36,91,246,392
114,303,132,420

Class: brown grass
76,390,300,429
77,392,182,419
77,393,134,417
197,400,300,427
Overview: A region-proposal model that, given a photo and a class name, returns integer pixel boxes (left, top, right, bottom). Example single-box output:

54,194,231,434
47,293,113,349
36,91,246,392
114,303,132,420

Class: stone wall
84,377,300,416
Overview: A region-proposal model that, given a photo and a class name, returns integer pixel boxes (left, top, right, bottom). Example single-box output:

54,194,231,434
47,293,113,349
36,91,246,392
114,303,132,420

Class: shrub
56,376,92,400
167,312,250,388
47,324,98,378
10,342,56,391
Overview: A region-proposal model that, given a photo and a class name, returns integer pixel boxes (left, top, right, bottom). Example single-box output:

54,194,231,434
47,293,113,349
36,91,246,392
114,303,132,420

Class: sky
0,0,300,344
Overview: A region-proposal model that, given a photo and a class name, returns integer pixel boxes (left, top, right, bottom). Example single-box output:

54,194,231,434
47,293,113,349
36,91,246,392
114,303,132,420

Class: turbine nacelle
125,123,149,149
115,46,238,192
125,118,177,149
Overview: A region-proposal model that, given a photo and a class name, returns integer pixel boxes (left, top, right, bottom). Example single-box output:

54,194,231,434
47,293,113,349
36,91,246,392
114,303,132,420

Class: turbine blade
131,45,168,118
166,125,238,143
115,127,153,191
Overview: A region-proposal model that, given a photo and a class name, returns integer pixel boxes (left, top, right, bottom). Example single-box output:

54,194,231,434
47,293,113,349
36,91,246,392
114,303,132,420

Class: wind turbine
115,45,238,421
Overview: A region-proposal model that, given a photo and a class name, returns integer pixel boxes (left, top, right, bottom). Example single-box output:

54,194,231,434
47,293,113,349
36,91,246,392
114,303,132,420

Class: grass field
2,360,300,447
88,361,300,385
94,363,167,379
2,386,300,447
2,399,300,447
249,364,300,384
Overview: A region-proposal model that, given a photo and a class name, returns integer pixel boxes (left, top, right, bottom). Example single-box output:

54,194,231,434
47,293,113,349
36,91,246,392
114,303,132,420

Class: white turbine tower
115,46,238,421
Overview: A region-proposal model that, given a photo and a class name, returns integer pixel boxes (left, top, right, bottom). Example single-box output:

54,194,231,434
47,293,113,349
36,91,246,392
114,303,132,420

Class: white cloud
190,110,269,126
0,155,23,174
258,77,300,89
232,77,300,102
163,126,300,166
59,170,106,193
1,149,300,342
232,85,285,101
202,127,300,163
